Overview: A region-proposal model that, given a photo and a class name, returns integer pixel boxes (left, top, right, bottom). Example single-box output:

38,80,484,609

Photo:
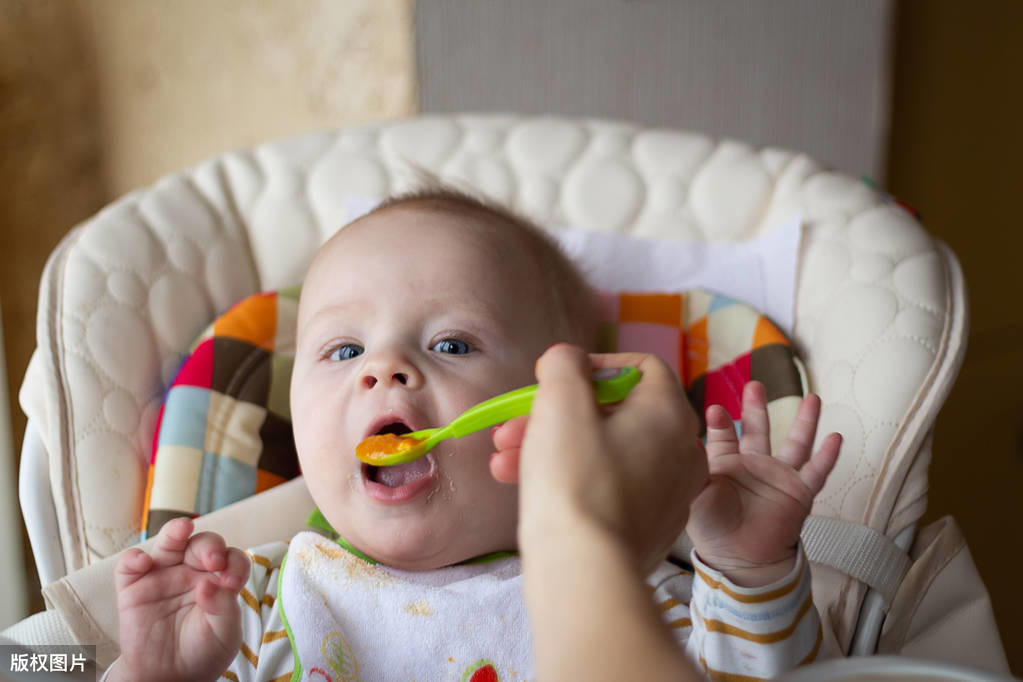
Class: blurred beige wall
82,0,415,195
1,0,414,612
1,0,107,615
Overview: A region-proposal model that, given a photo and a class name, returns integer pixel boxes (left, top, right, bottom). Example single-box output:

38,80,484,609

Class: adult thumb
530,344,603,431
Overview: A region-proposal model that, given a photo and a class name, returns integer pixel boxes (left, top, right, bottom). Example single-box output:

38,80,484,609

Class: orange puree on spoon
356,433,426,465
354,368,642,468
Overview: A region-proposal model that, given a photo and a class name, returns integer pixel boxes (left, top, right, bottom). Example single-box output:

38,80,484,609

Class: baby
109,188,841,681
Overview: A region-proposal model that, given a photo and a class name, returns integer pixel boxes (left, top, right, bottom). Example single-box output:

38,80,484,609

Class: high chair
8,114,1011,677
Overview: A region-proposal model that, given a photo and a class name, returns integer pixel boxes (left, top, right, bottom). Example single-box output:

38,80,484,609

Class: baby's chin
380,537,510,571
336,522,513,571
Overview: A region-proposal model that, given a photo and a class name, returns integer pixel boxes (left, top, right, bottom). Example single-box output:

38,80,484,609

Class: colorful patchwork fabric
142,287,805,538
597,290,806,452
141,286,302,539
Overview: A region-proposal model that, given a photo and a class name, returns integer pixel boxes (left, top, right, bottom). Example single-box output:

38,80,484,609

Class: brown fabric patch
212,337,271,403
750,344,803,401
145,509,193,538
258,412,301,479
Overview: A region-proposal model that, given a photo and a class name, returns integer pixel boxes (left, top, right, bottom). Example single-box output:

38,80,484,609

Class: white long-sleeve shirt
215,531,821,681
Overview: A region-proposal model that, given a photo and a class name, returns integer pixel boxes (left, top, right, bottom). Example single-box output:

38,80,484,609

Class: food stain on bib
403,599,434,616
296,540,393,589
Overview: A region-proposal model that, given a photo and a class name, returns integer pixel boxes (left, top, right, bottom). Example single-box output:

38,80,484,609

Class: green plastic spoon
356,366,642,467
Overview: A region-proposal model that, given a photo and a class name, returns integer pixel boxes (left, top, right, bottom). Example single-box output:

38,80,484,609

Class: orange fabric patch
255,468,287,493
214,293,277,351
752,315,789,349
140,465,157,534
618,292,682,326
685,316,709,384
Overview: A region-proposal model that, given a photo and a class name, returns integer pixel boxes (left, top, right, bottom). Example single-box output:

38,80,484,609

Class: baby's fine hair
367,185,599,349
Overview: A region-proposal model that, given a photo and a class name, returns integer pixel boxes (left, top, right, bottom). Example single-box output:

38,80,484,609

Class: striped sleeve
219,540,294,682
651,545,822,681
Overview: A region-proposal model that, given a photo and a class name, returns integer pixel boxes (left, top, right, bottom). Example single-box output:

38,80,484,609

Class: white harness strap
800,516,913,609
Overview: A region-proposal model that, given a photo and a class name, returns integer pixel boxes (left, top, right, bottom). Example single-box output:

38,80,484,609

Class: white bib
279,531,533,681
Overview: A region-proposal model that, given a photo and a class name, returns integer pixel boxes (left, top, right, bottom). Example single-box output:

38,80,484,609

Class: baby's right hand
110,518,250,682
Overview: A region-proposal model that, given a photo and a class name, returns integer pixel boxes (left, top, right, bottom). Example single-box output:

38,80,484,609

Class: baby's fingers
776,394,822,470
114,548,155,591
799,432,843,495
738,381,771,456
149,517,196,567
195,577,244,651
704,404,739,458
183,531,232,574
218,547,251,592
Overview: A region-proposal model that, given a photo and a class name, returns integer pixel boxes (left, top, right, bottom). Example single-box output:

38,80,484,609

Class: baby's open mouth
364,422,434,488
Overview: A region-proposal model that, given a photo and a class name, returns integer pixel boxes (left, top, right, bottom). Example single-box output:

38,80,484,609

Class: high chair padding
140,286,805,540
43,478,313,669
19,115,1000,668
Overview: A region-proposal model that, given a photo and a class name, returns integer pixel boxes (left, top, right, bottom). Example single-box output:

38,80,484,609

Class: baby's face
291,208,555,570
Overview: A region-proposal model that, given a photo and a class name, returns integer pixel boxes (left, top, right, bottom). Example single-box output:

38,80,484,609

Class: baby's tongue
375,458,432,488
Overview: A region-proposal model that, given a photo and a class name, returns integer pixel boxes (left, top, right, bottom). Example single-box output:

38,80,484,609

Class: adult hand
492,344,707,572
493,344,707,681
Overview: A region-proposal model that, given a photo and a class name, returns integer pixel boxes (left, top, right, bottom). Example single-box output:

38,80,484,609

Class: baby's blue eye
328,343,364,361
431,338,472,355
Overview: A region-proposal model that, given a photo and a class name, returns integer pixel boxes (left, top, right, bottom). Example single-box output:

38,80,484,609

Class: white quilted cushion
21,114,966,650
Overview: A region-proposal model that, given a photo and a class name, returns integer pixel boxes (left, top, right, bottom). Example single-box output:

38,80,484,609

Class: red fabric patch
150,403,165,465
173,338,214,388
702,352,751,419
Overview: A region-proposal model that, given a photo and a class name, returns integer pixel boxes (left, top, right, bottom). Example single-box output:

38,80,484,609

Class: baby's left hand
687,381,841,587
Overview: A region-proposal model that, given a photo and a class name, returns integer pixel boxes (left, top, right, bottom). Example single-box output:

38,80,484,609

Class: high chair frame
12,114,1009,675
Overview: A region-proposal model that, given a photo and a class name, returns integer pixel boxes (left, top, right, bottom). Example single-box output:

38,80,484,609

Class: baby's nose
360,353,423,389
361,371,410,389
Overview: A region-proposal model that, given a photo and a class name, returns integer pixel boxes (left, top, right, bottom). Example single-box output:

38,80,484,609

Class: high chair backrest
18,114,1005,670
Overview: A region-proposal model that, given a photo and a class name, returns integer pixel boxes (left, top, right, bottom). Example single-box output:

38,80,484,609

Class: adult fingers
596,352,697,444
489,447,521,483
591,351,683,414
530,344,604,433
492,416,528,451
490,417,528,483
776,394,822,470
519,345,604,488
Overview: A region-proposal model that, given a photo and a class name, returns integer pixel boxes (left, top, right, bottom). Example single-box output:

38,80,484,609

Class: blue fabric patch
159,386,211,450
195,452,257,515
708,294,740,314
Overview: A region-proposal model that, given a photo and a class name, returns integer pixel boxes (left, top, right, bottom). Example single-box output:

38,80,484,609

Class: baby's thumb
114,549,154,592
